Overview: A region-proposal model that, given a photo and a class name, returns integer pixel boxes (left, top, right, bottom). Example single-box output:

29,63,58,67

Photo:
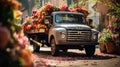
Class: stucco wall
95,2,109,31
47,0,67,7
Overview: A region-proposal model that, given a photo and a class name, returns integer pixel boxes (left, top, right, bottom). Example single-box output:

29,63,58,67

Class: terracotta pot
106,42,117,54
99,43,107,53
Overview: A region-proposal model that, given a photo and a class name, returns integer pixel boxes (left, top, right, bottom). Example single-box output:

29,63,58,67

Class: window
55,13,85,24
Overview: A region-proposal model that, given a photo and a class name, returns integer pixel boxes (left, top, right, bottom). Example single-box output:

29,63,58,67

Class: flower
112,34,119,40
14,30,29,49
69,8,77,12
107,24,114,30
115,18,120,23
98,29,114,43
0,0,32,67
44,3,53,11
60,5,69,11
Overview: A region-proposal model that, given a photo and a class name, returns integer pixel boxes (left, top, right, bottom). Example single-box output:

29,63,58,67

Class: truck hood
55,24,91,30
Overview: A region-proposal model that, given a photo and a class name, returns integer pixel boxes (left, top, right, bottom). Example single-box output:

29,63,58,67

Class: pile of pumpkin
23,3,89,32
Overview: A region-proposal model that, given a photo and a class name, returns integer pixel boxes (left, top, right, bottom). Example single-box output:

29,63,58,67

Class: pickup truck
25,11,99,56
47,11,99,56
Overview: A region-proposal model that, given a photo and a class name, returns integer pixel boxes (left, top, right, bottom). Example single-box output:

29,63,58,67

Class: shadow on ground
32,50,118,61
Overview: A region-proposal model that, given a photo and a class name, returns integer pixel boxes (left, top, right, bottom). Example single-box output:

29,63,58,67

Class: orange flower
70,8,77,12
25,25,32,31
44,3,53,11
21,49,33,67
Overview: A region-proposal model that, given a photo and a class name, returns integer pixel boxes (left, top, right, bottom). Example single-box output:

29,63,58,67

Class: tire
61,47,68,52
51,38,59,56
45,41,51,47
85,45,95,57
62,49,68,52
33,44,40,52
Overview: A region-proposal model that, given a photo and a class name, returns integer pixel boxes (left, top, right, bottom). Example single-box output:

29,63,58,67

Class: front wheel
51,38,59,56
85,45,95,57
61,47,68,52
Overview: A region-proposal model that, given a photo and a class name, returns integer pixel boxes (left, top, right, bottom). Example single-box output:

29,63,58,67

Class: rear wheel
33,44,40,52
51,38,59,56
45,41,51,47
85,45,95,57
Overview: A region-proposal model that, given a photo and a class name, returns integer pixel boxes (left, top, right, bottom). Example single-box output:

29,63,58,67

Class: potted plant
98,28,116,53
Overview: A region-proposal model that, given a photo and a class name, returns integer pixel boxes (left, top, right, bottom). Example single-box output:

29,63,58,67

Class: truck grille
67,30,91,42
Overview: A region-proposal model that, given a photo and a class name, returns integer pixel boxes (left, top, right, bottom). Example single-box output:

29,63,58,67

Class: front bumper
56,40,99,45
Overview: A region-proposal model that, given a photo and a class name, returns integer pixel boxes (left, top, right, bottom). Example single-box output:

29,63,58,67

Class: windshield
55,13,85,24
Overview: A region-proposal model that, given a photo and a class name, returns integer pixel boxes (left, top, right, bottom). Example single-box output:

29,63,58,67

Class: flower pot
106,42,117,54
99,43,107,53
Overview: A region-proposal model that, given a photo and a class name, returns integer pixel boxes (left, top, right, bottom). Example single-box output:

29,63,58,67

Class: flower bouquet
0,0,33,67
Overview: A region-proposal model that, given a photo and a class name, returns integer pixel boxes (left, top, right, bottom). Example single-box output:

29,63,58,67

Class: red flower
76,6,89,17
77,6,83,12
44,3,53,11
60,5,69,11
112,34,119,40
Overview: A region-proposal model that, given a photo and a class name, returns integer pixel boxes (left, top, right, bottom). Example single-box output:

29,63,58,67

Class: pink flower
14,30,29,49
112,34,119,40
107,24,114,30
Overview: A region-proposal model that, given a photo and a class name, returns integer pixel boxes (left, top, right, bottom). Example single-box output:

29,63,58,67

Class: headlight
92,33,98,41
91,29,99,41
59,32,66,38
92,34,97,40
56,28,66,39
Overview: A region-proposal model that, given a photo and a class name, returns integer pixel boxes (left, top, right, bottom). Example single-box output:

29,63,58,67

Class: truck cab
46,11,99,56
